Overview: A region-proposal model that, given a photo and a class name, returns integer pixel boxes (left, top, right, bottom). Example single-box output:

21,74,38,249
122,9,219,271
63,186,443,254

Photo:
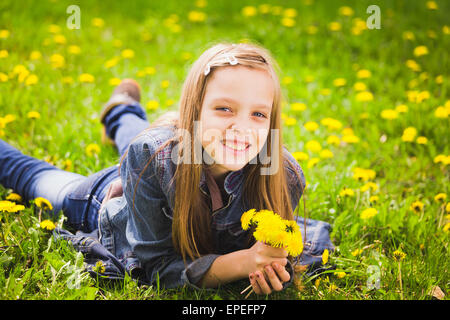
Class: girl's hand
243,241,290,295
244,241,288,275
248,262,291,295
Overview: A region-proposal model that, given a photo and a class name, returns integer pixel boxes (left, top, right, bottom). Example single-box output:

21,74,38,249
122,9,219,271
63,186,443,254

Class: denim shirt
98,125,334,289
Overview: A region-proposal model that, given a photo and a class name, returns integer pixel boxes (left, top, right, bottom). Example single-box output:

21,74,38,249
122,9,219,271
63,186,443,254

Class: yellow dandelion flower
196,0,207,8
50,54,65,69
319,149,334,159
416,136,428,144
146,100,159,110
353,82,367,91
328,22,341,32
283,8,297,18
104,57,120,69
361,182,378,192
380,109,398,120
443,223,450,233
357,69,372,79
401,127,417,142
79,73,95,83
0,200,15,212
48,24,61,33
284,117,297,126
351,248,363,257
403,31,415,41
360,208,378,219
6,193,22,202
68,45,81,55
291,102,307,111
85,143,101,157
327,135,340,146
352,167,376,181
27,111,41,119
53,34,66,45
333,78,346,87
29,50,42,61
343,127,354,135
121,49,135,59
0,72,8,82
93,260,106,273
0,29,10,39
434,193,447,202
321,118,342,130
406,60,421,72
342,135,360,144
40,219,56,231
306,140,322,153
241,209,256,230
109,77,121,86
160,80,170,89
370,195,379,203
410,200,424,213
338,6,354,16
395,104,408,113
91,17,105,28
0,50,8,59
434,106,448,118
281,17,296,28
322,249,329,264
304,121,319,132
62,76,73,84
413,45,429,57
426,1,438,10
307,157,320,168
242,6,257,17
34,197,53,210
393,249,406,262
355,91,374,102
188,11,207,22
292,151,309,161
334,271,346,279
24,74,38,86
339,188,355,198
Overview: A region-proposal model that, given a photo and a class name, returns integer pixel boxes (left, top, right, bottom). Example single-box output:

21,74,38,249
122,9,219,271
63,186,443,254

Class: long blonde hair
121,41,305,262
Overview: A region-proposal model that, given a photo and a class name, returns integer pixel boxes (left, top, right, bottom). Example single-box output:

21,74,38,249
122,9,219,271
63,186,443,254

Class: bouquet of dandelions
240,208,303,297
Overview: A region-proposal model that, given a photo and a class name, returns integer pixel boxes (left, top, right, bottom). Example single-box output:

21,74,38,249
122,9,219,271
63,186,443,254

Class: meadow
0,0,448,300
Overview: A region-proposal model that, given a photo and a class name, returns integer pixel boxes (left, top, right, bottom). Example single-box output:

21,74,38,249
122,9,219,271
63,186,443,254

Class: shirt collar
200,165,246,195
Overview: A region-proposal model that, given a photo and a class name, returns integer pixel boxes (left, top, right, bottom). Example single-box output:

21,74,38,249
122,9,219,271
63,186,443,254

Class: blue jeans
0,102,149,232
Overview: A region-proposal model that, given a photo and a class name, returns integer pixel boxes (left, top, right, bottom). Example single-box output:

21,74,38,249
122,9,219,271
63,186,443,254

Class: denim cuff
181,254,221,290
103,102,148,140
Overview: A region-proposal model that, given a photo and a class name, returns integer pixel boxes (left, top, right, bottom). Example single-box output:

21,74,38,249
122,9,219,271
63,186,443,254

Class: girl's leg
102,102,150,157
0,139,85,216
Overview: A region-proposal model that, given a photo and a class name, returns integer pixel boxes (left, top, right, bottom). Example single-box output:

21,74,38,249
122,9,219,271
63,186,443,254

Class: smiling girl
0,42,334,295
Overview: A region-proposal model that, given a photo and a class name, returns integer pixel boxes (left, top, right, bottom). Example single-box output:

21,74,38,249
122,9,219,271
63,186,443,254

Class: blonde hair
121,41,305,262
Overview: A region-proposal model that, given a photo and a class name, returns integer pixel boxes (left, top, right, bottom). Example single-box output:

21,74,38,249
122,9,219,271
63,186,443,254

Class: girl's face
199,65,274,179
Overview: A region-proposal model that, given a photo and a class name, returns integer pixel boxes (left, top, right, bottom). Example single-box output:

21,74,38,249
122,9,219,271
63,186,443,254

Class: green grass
0,0,449,300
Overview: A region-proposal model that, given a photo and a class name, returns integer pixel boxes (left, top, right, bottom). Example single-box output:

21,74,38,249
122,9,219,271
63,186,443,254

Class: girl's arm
197,241,291,289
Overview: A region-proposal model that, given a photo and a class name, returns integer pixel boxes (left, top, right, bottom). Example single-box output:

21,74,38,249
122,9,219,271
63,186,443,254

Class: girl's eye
216,107,230,112
253,112,267,118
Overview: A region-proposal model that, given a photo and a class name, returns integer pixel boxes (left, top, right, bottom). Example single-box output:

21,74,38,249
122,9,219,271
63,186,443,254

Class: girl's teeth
223,141,247,151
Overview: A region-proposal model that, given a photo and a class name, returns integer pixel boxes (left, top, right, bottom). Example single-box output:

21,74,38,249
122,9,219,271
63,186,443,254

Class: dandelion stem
240,284,252,295
244,288,254,299
398,262,403,300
